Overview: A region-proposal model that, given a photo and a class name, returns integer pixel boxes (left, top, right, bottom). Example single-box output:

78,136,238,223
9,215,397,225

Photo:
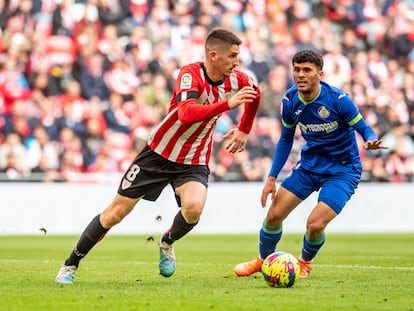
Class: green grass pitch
0,234,413,311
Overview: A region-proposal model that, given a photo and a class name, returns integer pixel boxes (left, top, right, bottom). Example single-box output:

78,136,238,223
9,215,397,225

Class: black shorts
117,145,210,206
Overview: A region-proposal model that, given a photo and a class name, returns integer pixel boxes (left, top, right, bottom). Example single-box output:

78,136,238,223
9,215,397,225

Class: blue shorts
281,165,360,214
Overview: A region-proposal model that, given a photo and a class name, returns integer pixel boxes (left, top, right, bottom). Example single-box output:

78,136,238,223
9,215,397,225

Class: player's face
215,45,240,77
292,62,323,99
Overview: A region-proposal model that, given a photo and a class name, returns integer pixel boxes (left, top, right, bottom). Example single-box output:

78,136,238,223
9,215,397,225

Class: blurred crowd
1,0,414,183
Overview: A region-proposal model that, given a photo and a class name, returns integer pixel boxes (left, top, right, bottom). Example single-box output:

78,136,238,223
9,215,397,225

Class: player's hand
227,86,257,109
363,140,388,150
261,177,277,208
223,128,248,153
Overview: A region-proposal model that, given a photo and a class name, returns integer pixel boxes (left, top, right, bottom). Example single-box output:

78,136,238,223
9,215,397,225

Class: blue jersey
269,81,377,177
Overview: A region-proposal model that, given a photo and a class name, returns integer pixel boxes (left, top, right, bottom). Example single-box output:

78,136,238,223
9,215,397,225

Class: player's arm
340,95,387,150
224,75,261,153
177,85,257,124
176,73,257,124
261,123,295,207
224,86,260,153
177,96,230,123
261,99,295,207
268,123,295,179
171,67,227,123
351,116,387,150
237,85,261,134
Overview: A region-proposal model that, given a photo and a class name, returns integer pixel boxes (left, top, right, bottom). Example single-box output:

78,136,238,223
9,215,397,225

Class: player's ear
319,70,325,80
209,50,218,61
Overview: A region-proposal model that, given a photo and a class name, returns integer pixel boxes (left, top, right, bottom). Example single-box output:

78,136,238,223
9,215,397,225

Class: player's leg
298,202,335,278
233,187,303,276
298,174,359,278
260,186,303,259
55,194,140,284
66,194,140,266
234,166,317,277
163,181,207,243
55,145,158,284
159,180,207,277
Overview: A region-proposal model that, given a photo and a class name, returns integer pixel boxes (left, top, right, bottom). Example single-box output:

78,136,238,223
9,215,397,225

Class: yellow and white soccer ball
261,251,300,288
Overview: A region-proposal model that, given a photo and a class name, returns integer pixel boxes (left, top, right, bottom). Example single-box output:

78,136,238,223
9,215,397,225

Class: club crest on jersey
180,73,192,89
121,179,132,190
318,106,330,118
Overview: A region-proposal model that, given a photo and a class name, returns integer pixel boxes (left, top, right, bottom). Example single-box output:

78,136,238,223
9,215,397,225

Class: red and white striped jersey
148,62,260,165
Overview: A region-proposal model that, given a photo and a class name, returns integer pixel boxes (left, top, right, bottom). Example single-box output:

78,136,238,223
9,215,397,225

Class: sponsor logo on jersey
180,73,192,89
318,106,330,118
298,121,338,133
338,93,346,99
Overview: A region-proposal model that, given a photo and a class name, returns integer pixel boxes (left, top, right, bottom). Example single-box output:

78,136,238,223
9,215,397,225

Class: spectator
322,41,352,88
96,0,131,34
57,80,88,124
0,150,27,180
30,95,61,141
83,102,107,167
51,0,76,36
58,135,86,178
141,73,171,118
213,149,263,182
385,150,412,183
103,92,131,134
25,123,60,171
79,53,111,101
30,151,63,182
0,131,30,178
381,122,414,157
3,99,32,140
341,28,365,64
85,143,119,173
0,57,31,116
258,64,290,117
55,98,87,140
247,38,272,84
104,58,140,101
291,20,319,51
97,24,124,63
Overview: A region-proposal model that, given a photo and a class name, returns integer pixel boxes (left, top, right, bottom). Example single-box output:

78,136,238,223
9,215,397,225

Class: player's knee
266,210,285,226
101,205,128,227
306,220,326,237
181,201,204,223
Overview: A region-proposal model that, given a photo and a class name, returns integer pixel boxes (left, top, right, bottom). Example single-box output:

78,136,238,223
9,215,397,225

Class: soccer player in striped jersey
55,28,260,284
234,49,387,278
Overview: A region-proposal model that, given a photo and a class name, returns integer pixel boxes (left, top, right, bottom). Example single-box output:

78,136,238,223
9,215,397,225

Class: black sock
162,210,197,244
65,215,109,267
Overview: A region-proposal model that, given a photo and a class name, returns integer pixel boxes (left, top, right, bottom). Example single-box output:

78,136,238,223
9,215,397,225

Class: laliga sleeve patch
180,73,192,89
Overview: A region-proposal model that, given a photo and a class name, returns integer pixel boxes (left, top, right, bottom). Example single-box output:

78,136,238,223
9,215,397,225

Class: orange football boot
233,257,263,276
297,257,312,278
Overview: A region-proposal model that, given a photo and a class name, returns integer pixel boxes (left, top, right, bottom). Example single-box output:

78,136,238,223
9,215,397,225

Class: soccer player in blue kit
234,50,387,278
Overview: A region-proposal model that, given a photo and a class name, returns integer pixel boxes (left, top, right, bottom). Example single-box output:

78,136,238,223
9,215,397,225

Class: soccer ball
261,251,300,288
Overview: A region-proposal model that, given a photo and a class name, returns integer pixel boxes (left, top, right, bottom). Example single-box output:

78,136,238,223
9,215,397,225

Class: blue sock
301,233,326,262
259,220,282,260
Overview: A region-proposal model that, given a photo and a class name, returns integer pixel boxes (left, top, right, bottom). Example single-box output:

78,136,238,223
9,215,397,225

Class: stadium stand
1,0,414,183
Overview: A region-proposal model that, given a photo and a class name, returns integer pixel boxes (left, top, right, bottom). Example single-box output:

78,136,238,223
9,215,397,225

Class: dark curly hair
292,50,324,70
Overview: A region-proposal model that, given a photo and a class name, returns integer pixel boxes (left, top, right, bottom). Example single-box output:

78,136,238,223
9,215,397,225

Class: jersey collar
298,83,322,105
201,62,226,86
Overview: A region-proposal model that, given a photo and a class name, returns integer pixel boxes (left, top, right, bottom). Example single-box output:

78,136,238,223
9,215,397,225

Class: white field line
317,264,414,271
1,259,414,271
